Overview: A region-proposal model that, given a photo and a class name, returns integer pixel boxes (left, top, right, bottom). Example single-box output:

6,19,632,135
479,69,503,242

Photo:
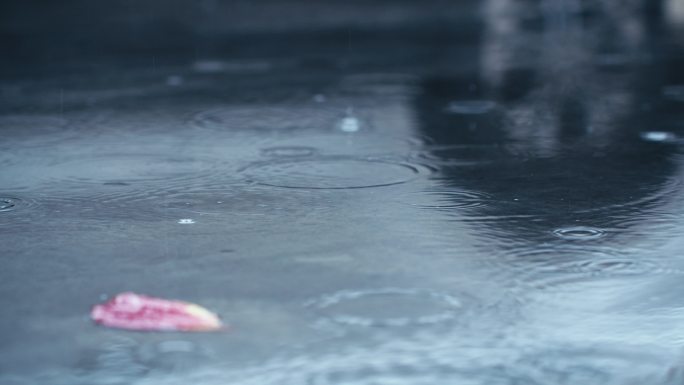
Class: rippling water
2,1,684,384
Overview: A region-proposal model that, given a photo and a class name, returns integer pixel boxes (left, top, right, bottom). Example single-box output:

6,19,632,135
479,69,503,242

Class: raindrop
241,157,428,189
445,100,497,115
306,288,463,327
260,146,318,158
640,131,677,143
178,219,195,224
552,227,605,240
337,110,361,132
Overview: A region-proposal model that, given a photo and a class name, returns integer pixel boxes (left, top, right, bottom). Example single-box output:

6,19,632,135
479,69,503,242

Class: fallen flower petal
91,292,223,332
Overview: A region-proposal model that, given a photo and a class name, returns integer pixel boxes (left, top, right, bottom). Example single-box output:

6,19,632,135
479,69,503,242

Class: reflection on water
1,0,684,384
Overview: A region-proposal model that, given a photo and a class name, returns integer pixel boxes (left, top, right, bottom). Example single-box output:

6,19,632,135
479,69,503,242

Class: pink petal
91,292,223,332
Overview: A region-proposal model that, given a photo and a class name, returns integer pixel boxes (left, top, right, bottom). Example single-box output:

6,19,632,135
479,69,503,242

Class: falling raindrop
338,115,361,133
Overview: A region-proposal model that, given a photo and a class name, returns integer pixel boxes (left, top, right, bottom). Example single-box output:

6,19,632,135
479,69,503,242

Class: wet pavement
2,1,684,384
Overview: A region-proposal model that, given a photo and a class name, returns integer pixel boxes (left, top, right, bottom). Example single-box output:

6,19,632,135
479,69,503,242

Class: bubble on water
444,100,497,115
306,288,463,327
177,219,195,224
241,157,429,189
553,227,605,240
640,131,678,143
260,146,318,158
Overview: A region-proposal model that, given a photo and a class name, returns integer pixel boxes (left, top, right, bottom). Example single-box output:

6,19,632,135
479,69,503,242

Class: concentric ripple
0,198,18,212
399,189,492,211
552,227,605,240
0,196,36,214
305,288,463,327
444,100,497,115
189,105,335,133
494,245,678,287
412,144,504,166
37,153,225,188
0,115,70,148
241,157,428,189
260,146,318,158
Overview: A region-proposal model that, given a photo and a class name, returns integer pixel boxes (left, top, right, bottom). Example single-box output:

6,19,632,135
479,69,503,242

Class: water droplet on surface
306,288,463,327
260,146,318,158
640,131,677,143
178,219,195,224
553,227,605,240
444,100,497,115
241,157,428,189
